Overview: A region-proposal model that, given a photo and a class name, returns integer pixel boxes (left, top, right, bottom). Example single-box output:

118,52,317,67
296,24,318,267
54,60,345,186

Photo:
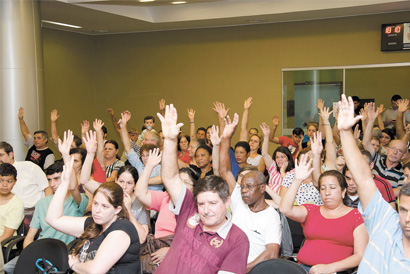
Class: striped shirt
358,191,410,273
372,153,404,188
267,161,294,193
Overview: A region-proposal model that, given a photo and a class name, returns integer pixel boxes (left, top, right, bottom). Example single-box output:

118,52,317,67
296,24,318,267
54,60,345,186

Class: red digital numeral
394,26,401,33
385,26,392,34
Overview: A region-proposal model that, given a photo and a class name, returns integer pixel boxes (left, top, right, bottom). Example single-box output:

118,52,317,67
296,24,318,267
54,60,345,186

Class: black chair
249,259,307,274
14,238,69,274
1,222,25,263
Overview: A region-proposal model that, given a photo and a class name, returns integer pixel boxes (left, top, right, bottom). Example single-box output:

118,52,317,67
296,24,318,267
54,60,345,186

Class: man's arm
362,102,378,157
239,97,252,141
106,108,121,137
246,244,280,273
311,131,323,188
80,131,101,194
319,107,336,170
159,99,166,117
377,104,385,130
269,115,280,143
187,108,196,140
338,95,377,211
157,104,185,204
93,119,106,170
396,99,409,139
213,102,230,135
118,112,132,155
50,109,60,147
210,125,221,176
23,227,39,249
18,107,30,142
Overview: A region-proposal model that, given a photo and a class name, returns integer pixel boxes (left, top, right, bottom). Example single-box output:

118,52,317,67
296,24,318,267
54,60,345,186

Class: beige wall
42,11,410,156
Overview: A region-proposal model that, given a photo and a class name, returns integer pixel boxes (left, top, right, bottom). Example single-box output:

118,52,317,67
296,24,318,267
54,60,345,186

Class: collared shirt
372,153,404,188
358,191,410,273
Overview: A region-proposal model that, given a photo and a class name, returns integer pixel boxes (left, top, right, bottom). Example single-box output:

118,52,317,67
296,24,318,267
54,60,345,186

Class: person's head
101,126,108,139
45,161,64,193
380,128,395,147
33,130,48,149
391,94,402,110
403,162,410,184
193,175,230,231
206,125,212,143
142,131,160,147
179,167,199,192
188,138,206,158
292,128,304,145
307,122,318,139
386,140,407,165
196,127,206,140
0,163,17,196
249,128,258,139
398,183,410,241
143,116,155,130
0,142,14,165
72,135,82,148
104,140,119,160
352,96,360,110
69,148,87,173
342,165,357,196
248,134,262,154
240,171,266,206
140,144,157,165
195,145,212,169
237,165,258,184
272,146,294,173
128,128,139,143
234,141,250,165
318,170,347,208
370,136,381,152
178,134,190,152
116,165,138,196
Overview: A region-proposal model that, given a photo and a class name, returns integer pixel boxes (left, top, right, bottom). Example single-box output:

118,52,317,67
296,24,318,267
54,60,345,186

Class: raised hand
50,109,60,122
316,99,324,110
378,104,385,114
106,108,114,117
335,156,346,172
93,119,104,131
83,130,97,154
359,107,367,122
398,99,409,113
337,95,362,131
366,102,379,121
61,156,75,185
159,99,166,112
146,148,162,167
123,110,132,123
353,124,361,140
244,97,253,110
18,107,24,120
213,101,230,119
310,131,323,156
272,115,280,127
222,114,239,138
187,108,195,122
58,130,74,156
210,125,221,146
294,154,314,181
157,104,184,140
81,120,90,135
319,107,333,123
260,122,271,137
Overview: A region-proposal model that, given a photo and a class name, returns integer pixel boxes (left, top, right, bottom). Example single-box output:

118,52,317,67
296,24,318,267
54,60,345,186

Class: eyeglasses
239,182,265,190
389,147,404,154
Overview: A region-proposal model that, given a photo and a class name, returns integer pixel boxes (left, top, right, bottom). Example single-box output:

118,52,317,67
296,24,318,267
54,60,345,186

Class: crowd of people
0,94,409,274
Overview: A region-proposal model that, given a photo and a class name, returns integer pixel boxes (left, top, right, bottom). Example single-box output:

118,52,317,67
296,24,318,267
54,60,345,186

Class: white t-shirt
230,184,282,263
12,161,49,208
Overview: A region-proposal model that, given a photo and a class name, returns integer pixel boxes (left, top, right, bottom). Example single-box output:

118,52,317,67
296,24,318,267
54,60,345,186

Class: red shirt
374,175,395,203
278,136,299,160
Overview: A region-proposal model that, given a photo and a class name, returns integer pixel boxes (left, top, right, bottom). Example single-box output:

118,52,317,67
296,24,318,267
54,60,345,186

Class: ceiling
40,0,410,34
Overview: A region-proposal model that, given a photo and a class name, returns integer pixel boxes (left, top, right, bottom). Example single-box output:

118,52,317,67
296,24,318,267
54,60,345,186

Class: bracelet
323,122,330,126
71,262,78,269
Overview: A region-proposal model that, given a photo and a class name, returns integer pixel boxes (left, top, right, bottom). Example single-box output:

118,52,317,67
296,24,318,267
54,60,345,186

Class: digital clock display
381,22,410,51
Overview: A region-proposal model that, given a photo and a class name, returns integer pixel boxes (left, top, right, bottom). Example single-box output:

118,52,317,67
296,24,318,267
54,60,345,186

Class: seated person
404,162,410,184
179,144,214,179
104,140,124,183
46,159,140,273
280,154,368,273
18,107,55,170
0,164,24,242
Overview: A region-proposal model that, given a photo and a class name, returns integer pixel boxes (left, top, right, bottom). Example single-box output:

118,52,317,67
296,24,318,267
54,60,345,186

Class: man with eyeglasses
363,103,406,197
219,113,281,273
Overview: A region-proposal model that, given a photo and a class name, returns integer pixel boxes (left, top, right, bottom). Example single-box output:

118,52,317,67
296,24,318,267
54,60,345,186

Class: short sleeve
5,197,24,230
149,191,166,211
282,172,295,188
30,200,43,229
24,135,34,148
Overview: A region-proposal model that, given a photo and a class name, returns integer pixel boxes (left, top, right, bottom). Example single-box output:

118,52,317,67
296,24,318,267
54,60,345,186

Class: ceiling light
139,0,155,2
171,1,186,4
42,20,82,29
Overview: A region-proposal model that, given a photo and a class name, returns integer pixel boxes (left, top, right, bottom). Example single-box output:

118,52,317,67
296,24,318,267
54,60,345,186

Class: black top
189,164,214,178
83,217,141,274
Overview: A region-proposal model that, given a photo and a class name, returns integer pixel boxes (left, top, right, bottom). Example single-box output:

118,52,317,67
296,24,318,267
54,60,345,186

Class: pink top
267,160,293,194
92,158,106,183
297,204,364,266
178,150,191,165
148,191,176,238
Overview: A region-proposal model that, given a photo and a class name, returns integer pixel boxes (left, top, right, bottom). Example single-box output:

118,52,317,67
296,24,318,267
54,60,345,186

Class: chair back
249,259,307,274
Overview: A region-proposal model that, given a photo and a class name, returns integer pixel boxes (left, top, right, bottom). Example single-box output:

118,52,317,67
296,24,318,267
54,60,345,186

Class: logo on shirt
210,238,223,248
187,213,200,228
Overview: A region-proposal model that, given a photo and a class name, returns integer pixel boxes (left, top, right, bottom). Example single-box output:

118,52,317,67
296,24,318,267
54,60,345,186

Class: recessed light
42,20,82,29
171,1,186,4
139,0,155,2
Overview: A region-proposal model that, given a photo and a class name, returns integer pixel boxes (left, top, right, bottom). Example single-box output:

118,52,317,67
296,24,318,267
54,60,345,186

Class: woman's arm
50,109,60,147
362,103,378,157
260,122,274,170
377,104,385,131
239,97,252,141
69,230,131,274
134,148,162,208
123,193,149,244
80,131,101,194
93,119,106,170
319,107,337,171
279,154,312,223
213,102,229,135
210,125,221,176
311,131,323,189
45,156,87,238
309,223,368,274
187,108,196,140
265,186,281,208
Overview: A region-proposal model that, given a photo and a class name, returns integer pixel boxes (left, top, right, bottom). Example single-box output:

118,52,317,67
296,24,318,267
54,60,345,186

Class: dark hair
292,127,304,136
399,182,410,200
249,128,258,134
191,138,206,147
391,94,402,102
193,175,229,203
73,182,129,255
178,134,191,152
105,140,119,150
117,165,139,184
404,162,410,171
101,126,107,135
196,127,206,135
179,167,199,187
297,148,311,161
0,142,13,155
0,163,17,180
381,128,395,142
70,148,87,166
351,96,360,102
319,170,348,205
248,134,263,154
235,141,250,154
361,150,373,165
144,116,155,123
34,130,48,142
195,145,212,157
45,161,64,176
73,135,82,148
272,146,294,173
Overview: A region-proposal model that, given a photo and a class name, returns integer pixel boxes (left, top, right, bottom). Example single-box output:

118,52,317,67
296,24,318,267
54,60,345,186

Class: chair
14,238,69,274
249,259,307,274
1,222,25,263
